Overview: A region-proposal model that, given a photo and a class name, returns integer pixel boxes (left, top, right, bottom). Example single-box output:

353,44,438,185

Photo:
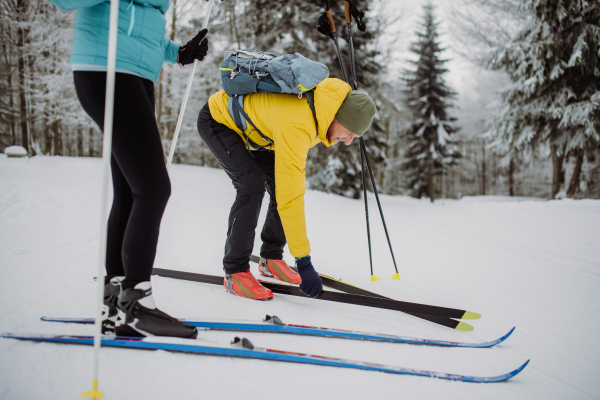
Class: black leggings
197,103,286,274
74,71,171,283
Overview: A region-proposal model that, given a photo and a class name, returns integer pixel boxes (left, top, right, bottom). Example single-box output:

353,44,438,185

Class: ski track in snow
1,155,599,400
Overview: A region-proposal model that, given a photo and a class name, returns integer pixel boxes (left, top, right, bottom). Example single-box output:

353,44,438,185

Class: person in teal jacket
50,0,208,339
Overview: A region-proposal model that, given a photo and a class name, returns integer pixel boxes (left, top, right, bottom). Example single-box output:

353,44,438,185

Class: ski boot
224,270,273,300
101,276,123,334
115,281,198,339
259,258,302,284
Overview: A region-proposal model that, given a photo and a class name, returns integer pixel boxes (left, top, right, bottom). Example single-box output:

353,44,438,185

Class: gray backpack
220,49,329,154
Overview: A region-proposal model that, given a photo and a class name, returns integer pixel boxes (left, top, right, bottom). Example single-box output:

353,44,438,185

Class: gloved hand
178,29,209,66
296,256,323,298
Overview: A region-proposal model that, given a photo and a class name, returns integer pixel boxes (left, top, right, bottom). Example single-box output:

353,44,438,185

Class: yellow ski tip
391,273,401,280
371,275,381,281
81,379,104,399
456,322,474,331
461,311,481,320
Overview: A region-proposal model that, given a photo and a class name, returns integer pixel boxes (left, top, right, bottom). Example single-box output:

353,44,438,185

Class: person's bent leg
198,104,267,274
255,150,286,260
252,151,301,284
198,104,272,300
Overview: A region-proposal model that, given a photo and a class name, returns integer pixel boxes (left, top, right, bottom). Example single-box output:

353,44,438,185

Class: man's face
327,119,358,145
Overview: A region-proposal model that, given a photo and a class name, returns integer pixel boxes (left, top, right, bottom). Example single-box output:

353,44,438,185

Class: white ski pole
82,0,120,398
166,0,216,171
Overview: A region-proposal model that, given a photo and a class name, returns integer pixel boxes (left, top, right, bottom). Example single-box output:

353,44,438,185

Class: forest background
1,0,599,201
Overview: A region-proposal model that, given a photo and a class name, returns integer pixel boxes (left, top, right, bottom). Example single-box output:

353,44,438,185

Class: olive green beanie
335,91,377,136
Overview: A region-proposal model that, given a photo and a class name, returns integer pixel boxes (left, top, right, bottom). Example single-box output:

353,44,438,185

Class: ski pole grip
326,10,336,33
344,1,351,23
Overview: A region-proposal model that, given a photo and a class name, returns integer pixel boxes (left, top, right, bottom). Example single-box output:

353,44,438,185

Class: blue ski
1,333,529,383
40,316,514,348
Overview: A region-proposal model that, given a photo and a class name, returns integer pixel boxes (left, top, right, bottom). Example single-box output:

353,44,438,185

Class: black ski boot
115,281,198,339
101,276,124,334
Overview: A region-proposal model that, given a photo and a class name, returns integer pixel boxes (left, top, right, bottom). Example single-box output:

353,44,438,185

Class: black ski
151,268,476,331
249,255,480,330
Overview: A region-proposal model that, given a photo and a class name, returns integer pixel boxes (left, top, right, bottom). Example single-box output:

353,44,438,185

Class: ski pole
84,0,120,398
344,0,360,90
360,138,379,281
345,0,399,280
317,0,348,83
166,0,217,171
361,139,400,279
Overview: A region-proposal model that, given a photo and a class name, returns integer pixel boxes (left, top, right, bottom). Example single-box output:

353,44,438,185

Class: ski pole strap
304,91,319,141
345,0,365,31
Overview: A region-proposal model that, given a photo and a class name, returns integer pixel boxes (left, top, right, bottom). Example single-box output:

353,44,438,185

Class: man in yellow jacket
198,77,376,300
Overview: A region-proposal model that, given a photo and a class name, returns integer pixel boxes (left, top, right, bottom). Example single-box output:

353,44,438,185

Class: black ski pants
73,71,170,283
197,103,286,274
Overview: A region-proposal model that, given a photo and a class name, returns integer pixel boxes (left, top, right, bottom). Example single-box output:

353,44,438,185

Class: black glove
178,29,209,66
296,256,323,298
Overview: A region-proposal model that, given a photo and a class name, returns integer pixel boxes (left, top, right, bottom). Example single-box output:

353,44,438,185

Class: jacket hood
313,78,352,147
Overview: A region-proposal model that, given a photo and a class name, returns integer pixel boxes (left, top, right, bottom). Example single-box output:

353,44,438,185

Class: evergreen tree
402,4,459,202
487,0,600,199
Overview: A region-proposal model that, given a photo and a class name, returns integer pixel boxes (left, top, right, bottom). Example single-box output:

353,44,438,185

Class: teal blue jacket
51,0,180,82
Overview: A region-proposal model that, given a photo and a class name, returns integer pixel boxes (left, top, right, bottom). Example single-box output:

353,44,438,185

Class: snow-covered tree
487,0,600,199
401,4,459,202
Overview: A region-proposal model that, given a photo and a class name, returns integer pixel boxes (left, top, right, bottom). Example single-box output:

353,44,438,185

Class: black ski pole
317,1,348,83
344,0,365,90
360,137,379,280
361,139,400,279
345,0,400,280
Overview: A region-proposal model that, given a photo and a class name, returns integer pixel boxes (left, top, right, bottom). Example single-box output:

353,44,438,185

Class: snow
1,155,600,399
4,146,27,157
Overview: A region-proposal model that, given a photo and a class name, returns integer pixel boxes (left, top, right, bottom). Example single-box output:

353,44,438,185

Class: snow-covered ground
1,155,599,400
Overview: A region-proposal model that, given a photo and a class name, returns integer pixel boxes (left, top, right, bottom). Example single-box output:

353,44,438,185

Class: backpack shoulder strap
228,95,247,132
229,95,274,152
304,91,319,141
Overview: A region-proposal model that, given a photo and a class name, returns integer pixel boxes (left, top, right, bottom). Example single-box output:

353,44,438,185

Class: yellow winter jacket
208,78,352,258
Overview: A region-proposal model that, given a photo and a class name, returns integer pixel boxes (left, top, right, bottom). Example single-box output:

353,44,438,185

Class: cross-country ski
1,333,529,383
151,267,479,330
40,316,514,347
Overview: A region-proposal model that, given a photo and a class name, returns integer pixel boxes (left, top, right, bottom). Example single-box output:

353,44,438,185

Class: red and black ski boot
259,258,302,284
224,270,273,300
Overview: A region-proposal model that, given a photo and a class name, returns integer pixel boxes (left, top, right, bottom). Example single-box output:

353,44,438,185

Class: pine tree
402,4,459,202
487,0,600,199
